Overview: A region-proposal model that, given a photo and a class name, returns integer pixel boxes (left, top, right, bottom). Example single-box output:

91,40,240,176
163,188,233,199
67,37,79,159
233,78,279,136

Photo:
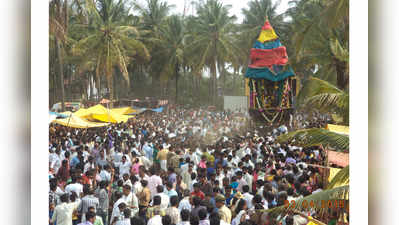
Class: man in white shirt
65,177,83,197
242,185,254,209
83,156,96,174
99,164,112,182
177,209,191,225
243,167,253,191
115,208,131,225
148,169,163,198
147,209,162,225
117,156,131,179
51,193,80,225
178,190,192,212
122,184,139,217
236,171,248,193
112,148,123,164
154,185,169,210
50,148,62,174
110,201,127,225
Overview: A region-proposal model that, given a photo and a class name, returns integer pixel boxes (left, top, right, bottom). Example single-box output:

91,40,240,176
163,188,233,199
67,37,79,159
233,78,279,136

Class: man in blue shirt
70,150,82,168
143,142,153,161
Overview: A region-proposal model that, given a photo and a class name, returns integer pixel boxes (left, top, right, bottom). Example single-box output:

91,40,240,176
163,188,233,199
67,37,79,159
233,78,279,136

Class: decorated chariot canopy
244,20,297,124
244,20,295,81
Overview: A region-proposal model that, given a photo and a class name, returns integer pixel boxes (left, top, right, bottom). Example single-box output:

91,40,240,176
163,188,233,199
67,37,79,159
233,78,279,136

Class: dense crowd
48,107,341,225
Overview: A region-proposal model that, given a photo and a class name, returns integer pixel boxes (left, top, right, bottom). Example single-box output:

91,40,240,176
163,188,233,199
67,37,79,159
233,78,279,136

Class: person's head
85,211,96,223
285,215,294,225
287,187,294,196
153,195,162,206
170,195,179,207
199,176,206,184
160,215,171,225
70,191,78,202
157,185,164,193
122,155,127,163
88,206,96,214
50,182,57,192
236,171,243,179
118,202,127,212
193,182,201,193
183,189,190,198
224,186,232,196
123,173,129,181
140,179,148,187
181,209,190,222
139,165,146,176
198,208,207,220
209,212,220,225
265,191,275,203
192,196,201,207
215,194,226,208
60,193,69,203
191,172,197,180
235,199,247,214
242,185,250,193
123,208,131,219
166,181,173,190
190,215,199,225
123,184,131,196
131,216,146,225
62,159,68,167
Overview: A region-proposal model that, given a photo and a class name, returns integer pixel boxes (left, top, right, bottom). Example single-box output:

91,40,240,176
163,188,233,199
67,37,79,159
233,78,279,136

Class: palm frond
263,185,349,219
305,92,349,115
277,128,349,151
327,166,349,189
297,76,344,104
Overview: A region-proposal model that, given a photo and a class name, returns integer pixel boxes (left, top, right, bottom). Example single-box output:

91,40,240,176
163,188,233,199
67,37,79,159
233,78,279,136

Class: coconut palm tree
187,0,240,104
286,0,349,89
72,0,150,106
49,0,69,111
133,0,175,96
154,15,186,103
240,0,286,50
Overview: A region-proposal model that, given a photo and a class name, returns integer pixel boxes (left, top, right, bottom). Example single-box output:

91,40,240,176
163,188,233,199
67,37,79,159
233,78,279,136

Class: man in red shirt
190,183,205,200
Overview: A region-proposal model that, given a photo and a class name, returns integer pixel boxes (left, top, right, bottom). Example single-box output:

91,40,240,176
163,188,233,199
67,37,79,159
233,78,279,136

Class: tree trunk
233,68,237,95
334,57,347,90
210,61,217,105
56,38,65,112
191,68,194,100
107,75,114,108
222,66,226,95
175,63,179,104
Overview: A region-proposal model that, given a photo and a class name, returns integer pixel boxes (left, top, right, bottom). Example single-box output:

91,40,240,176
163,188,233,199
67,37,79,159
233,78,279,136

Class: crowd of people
48,107,343,225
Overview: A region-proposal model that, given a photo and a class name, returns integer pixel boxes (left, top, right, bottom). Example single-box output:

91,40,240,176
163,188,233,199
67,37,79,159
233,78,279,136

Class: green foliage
327,166,349,189
49,0,349,111
298,77,349,125
277,128,349,151
263,185,349,218
71,0,150,102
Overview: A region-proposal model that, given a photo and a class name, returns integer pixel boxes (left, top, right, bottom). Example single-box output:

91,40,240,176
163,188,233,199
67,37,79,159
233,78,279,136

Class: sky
135,0,291,23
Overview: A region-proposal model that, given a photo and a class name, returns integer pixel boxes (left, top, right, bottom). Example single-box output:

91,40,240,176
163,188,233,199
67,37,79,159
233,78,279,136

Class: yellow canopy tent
74,104,134,123
91,112,133,123
111,107,137,115
52,114,109,128
74,108,90,118
326,124,349,135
